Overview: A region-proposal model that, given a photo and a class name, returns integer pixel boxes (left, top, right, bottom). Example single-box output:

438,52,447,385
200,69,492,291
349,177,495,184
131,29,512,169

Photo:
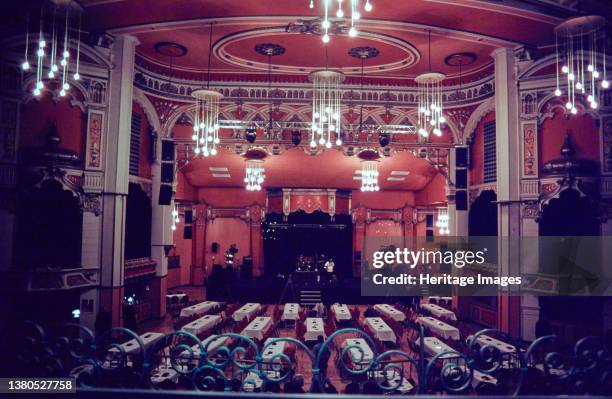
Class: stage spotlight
245,128,257,143
379,132,390,147
291,130,302,146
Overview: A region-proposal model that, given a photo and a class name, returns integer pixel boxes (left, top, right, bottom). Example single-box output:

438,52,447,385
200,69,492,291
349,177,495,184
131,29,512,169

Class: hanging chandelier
360,161,380,191
415,31,445,138
436,208,450,235
311,0,373,43
23,0,83,97
191,89,222,156
553,15,608,114
191,23,222,157
244,159,265,191
310,70,344,149
171,206,179,231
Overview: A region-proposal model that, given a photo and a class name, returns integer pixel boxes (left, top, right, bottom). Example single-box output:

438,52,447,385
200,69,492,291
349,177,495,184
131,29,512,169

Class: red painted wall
538,107,599,174
19,93,85,155
469,111,496,187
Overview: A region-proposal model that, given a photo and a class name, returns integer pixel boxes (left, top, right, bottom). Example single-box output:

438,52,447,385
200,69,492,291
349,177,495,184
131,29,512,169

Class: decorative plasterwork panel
521,121,538,178
85,110,105,170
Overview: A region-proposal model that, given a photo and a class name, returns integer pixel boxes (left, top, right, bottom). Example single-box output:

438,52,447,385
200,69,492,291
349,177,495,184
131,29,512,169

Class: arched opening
124,183,152,260
14,179,82,269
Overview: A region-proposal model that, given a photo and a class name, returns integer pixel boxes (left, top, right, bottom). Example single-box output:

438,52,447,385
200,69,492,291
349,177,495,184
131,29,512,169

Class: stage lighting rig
245,127,257,143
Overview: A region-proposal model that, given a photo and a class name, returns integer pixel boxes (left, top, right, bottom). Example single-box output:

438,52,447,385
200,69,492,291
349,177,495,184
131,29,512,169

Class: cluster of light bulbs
310,70,344,149
171,206,180,231
554,17,608,114
360,161,380,191
191,90,222,157
436,208,450,235
23,6,82,98
416,73,446,138
244,160,265,191
311,0,373,43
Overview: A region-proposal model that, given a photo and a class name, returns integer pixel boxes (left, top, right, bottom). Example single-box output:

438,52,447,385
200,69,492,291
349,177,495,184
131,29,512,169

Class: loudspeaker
184,210,193,224
161,140,175,161
158,184,172,205
161,163,174,183
426,214,434,228
211,242,219,253
241,257,253,279
456,169,467,189
456,189,468,211
456,146,468,168
183,225,192,239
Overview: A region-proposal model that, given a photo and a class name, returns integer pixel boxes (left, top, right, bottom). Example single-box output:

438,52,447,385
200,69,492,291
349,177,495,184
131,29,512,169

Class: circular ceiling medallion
357,148,380,161
154,42,188,58
444,52,477,67
216,27,419,75
555,15,605,37
242,147,268,160
415,72,446,84
348,46,380,60
254,43,286,57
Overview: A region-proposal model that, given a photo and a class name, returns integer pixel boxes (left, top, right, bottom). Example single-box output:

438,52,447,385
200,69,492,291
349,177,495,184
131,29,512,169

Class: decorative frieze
86,110,105,170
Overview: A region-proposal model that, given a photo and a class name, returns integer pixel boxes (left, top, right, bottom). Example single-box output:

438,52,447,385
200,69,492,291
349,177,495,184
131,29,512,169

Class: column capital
113,34,141,48
490,47,514,60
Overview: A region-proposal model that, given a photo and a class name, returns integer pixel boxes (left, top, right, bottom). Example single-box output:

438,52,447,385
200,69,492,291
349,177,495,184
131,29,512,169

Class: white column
492,48,521,334
99,35,139,326
520,215,540,340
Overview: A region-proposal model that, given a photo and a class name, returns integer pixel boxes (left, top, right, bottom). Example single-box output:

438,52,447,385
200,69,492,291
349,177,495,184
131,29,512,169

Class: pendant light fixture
360,160,380,191
244,159,265,191
316,0,373,44
24,0,83,97
310,69,344,149
436,208,450,235
171,205,180,231
553,15,608,113
192,22,222,157
415,30,446,138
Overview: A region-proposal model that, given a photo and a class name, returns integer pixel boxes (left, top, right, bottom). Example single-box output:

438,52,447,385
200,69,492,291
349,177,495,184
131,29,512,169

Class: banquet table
282,303,300,321
150,367,179,384
166,293,186,302
113,332,165,355
467,334,516,354
418,337,460,359
454,366,498,388
416,317,461,340
180,335,230,360
181,314,221,336
421,303,457,321
304,317,325,341
365,317,397,343
373,304,406,322
427,296,452,305
233,303,262,321
261,338,287,370
343,338,374,369
372,369,415,394
331,304,351,321
241,316,272,340
179,301,219,318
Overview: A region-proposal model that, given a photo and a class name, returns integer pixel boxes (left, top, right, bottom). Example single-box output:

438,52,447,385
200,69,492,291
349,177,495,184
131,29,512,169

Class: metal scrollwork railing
1,320,610,396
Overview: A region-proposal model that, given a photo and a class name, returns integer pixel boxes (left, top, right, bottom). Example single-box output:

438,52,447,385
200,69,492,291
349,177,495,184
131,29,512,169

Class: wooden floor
138,285,486,393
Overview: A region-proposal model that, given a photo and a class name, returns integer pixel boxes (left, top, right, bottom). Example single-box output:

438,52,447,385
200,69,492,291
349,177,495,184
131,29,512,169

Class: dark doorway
124,183,152,260
14,179,82,268
262,210,352,277
469,189,498,236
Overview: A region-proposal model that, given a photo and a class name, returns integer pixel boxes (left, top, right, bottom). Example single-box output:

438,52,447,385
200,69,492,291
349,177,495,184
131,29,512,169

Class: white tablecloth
332,304,351,321
114,332,165,355
468,334,516,354
181,314,221,336
374,304,406,322
365,317,397,343
261,338,287,370
421,303,457,321
179,301,219,318
416,317,460,340
373,369,414,394
304,317,325,341
233,303,261,321
282,303,300,320
241,316,272,340
343,338,373,368
180,335,229,360
166,293,186,301
151,367,179,384
419,337,459,359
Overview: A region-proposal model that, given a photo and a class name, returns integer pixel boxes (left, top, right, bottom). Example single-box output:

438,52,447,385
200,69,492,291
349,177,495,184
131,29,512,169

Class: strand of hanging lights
415,31,446,138
23,0,83,97
191,23,222,157
310,70,344,149
553,15,608,114
311,0,373,43
360,161,380,191
436,208,450,235
171,206,180,231
244,159,265,191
